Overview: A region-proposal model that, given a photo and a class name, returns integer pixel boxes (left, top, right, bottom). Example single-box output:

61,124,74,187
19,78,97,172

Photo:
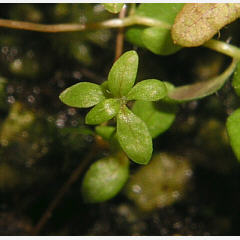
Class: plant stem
30,142,99,236
115,5,127,61
204,39,240,60
0,16,170,33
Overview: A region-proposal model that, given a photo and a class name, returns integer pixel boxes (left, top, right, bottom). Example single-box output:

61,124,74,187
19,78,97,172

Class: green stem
203,39,240,60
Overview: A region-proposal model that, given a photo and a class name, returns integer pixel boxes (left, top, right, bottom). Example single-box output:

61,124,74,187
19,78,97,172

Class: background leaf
85,98,120,125
132,100,178,139
59,82,105,108
142,27,182,55
103,3,124,14
226,108,240,162
125,3,184,55
127,79,167,101
233,61,240,97
168,59,238,101
108,50,138,97
95,126,115,140
117,105,152,165
81,154,129,203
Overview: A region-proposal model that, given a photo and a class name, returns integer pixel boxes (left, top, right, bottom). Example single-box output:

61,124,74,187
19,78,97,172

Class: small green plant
57,3,240,203
2,3,240,207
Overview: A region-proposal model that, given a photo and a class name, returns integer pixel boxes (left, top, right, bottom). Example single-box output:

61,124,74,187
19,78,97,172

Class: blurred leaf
108,50,138,97
95,126,116,140
127,79,167,101
81,154,129,203
172,3,240,47
233,61,240,97
226,108,240,162
85,99,120,125
59,82,105,108
168,59,238,101
132,100,178,138
117,105,152,164
126,3,184,55
142,27,181,55
103,3,124,14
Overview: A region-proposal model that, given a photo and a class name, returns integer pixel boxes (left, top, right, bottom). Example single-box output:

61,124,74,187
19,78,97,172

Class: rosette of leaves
59,50,168,165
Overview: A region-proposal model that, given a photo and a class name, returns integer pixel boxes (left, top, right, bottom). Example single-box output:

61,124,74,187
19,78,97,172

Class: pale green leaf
85,99,120,125
59,82,105,108
132,100,178,138
226,108,240,162
142,27,181,55
117,105,152,164
108,50,139,97
172,3,240,47
81,154,129,203
127,79,167,101
168,59,238,101
103,3,124,14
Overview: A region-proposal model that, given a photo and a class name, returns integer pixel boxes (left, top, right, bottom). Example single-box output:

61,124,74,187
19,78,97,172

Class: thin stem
204,39,240,60
115,5,127,61
30,142,99,236
0,16,170,33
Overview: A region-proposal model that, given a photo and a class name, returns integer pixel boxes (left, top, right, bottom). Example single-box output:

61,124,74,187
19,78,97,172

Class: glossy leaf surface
127,79,167,101
85,98,120,125
108,51,138,97
117,105,152,164
81,154,129,203
59,82,105,108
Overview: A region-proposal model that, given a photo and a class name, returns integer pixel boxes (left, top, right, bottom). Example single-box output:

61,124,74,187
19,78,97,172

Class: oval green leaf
142,27,181,55
81,154,129,203
132,100,178,138
108,50,138,97
103,3,124,14
226,108,240,162
233,61,240,97
117,105,152,164
85,98,120,125
59,82,105,108
127,79,167,101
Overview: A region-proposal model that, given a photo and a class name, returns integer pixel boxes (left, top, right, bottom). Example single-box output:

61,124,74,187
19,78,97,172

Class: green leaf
132,100,178,138
127,79,167,101
103,3,124,14
226,108,240,162
108,50,138,97
117,105,152,164
81,154,129,203
233,61,240,97
126,3,184,55
101,81,112,98
168,59,238,101
142,27,181,55
85,99,120,125
95,126,115,140
59,82,105,108
172,3,240,47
